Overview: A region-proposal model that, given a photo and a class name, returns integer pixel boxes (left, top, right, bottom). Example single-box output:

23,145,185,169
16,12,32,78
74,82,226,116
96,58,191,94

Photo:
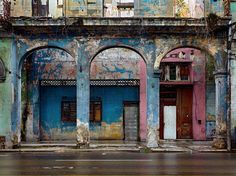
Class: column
213,71,228,149
76,45,90,147
146,69,160,148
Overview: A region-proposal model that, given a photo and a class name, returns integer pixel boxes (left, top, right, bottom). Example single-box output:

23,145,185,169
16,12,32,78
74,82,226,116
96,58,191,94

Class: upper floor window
32,0,49,17
104,0,134,17
0,58,6,82
160,50,192,82
160,63,191,82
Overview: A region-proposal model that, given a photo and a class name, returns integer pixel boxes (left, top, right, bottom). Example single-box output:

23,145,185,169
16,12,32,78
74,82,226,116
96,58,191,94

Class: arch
18,45,74,74
158,47,212,140
154,44,217,70
89,44,148,66
89,45,147,141
0,58,6,82
13,45,76,143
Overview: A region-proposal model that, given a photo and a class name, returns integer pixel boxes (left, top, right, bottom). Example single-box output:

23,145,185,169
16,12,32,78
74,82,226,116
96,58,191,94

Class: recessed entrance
89,47,147,141
160,87,193,139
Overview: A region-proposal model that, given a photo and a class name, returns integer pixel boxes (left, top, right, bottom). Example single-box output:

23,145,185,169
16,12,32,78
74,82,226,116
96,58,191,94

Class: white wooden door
164,106,176,139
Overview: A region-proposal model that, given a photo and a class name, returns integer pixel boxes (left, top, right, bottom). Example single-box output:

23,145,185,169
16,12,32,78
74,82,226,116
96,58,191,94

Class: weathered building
0,0,231,149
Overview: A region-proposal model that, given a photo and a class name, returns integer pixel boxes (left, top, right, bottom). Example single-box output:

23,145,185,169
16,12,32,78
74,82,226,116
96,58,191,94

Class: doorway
123,102,139,141
160,87,193,139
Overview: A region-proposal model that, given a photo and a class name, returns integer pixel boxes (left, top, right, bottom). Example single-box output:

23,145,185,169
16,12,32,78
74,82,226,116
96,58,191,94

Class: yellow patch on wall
90,122,124,140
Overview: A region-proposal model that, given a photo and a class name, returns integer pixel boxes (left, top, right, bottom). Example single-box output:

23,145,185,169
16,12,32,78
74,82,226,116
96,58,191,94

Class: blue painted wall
206,83,216,139
90,86,139,125
40,85,139,140
40,86,76,140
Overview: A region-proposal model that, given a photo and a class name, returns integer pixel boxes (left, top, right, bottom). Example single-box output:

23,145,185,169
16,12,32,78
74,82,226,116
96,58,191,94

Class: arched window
0,58,6,82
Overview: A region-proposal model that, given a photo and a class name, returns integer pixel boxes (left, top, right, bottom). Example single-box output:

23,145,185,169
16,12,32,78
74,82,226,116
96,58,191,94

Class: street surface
0,151,236,175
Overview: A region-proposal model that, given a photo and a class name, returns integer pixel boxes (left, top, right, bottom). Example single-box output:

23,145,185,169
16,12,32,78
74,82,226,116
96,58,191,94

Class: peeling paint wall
11,0,32,17
9,34,227,147
231,2,236,23
90,86,139,139
206,53,216,139
40,86,76,141
175,0,204,17
138,0,175,17
90,48,141,79
10,0,225,17
0,39,12,147
32,48,76,79
22,48,76,141
90,47,143,140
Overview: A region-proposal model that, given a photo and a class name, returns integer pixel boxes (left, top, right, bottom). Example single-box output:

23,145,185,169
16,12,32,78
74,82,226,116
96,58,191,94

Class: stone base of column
212,137,227,149
76,120,90,148
146,127,159,148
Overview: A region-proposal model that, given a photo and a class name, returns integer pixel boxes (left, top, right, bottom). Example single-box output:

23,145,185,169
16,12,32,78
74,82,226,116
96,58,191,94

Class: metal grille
40,79,140,87
40,80,76,86
90,79,139,86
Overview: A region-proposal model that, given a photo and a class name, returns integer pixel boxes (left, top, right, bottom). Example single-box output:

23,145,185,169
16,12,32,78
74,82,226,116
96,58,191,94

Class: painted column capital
213,70,227,77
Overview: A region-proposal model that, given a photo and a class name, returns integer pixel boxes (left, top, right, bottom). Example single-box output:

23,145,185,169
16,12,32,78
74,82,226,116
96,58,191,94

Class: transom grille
40,79,140,87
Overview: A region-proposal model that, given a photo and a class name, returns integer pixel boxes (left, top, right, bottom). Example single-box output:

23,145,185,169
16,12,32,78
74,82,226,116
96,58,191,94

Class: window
90,101,102,122
180,64,189,80
169,64,176,80
61,100,102,123
160,63,190,82
32,0,49,17
0,58,6,82
104,0,134,17
61,101,76,122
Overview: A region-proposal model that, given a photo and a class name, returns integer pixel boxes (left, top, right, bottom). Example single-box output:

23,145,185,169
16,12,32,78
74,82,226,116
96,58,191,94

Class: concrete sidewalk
0,140,229,152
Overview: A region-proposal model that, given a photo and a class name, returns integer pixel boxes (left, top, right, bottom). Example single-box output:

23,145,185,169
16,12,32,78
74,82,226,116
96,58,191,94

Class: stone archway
13,46,75,145
89,47,147,141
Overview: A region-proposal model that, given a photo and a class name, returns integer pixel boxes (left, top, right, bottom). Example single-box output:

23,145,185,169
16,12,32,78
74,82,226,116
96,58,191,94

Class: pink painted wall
191,49,206,140
164,48,206,140
139,59,147,141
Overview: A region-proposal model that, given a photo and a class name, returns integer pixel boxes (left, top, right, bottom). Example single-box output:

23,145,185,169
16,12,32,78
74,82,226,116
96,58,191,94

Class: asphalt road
0,151,236,175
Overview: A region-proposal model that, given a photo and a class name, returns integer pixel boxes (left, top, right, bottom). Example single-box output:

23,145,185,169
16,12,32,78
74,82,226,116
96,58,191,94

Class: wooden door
177,88,193,139
123,102,139,141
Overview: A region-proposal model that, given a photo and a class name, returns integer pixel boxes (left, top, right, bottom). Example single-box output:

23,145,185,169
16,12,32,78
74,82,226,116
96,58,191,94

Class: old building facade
0,0,231,149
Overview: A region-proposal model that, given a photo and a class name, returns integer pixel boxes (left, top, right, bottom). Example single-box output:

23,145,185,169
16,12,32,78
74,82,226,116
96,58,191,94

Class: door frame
160,85,193,139
123,101,140,141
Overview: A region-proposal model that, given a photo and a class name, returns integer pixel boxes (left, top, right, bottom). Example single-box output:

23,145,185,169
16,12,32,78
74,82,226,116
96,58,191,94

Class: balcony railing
0,0,10,22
